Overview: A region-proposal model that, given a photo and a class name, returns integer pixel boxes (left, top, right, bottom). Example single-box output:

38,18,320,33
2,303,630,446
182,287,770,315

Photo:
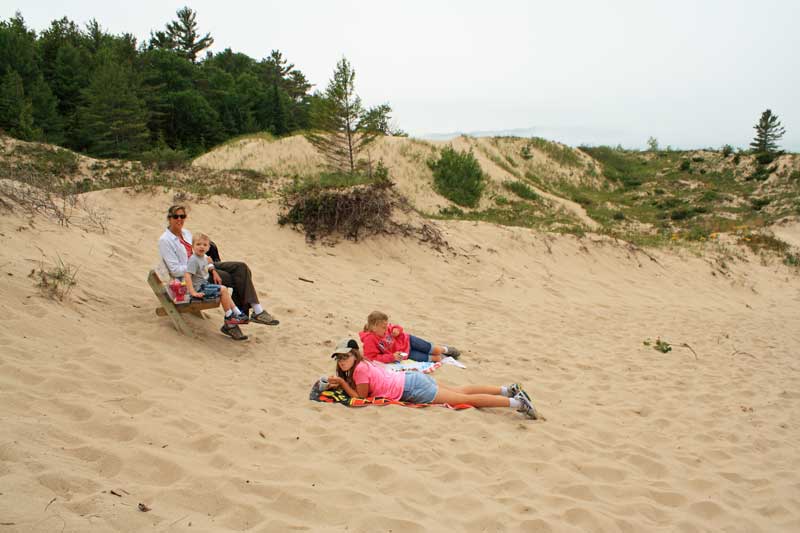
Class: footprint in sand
63,446,123,478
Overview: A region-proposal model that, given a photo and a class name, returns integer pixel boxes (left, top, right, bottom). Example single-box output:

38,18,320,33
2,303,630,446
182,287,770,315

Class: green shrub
612,211,625,221
439,205,464,217
503,181,539,201
699,190,718,202
756,152,775,165
721,144,734,157
427,146,485,207
670,208,692,220
139,145,190,170
679,160,691,171
571,193,593,207
494,195,509,205
750,197,771,211
530,137,581,167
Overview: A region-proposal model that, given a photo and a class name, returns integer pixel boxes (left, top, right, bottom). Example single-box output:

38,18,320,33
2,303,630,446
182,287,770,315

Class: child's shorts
400,372,438,403
198,282,221,300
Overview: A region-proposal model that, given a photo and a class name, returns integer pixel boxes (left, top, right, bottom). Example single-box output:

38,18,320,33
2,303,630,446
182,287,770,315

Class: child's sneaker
508,383,530,401
515,391,538,420
225,312,250,325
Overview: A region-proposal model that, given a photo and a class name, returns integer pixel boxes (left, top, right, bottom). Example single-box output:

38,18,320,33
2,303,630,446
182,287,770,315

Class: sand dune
1,187,799,531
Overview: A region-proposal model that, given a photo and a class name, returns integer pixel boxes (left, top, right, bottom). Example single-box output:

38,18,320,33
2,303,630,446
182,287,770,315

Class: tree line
0,8,318,158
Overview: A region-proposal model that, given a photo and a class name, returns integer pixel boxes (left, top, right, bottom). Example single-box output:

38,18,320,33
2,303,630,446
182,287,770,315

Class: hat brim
330,347,354,357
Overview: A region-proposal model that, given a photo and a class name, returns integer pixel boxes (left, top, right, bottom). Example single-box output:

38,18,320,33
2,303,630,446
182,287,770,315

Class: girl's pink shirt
352,361,405,400
359,323,410,363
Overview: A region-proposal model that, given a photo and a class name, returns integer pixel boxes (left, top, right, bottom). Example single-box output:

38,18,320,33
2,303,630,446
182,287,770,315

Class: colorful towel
383,359,443,374
382,356,464,373
309,381,472,410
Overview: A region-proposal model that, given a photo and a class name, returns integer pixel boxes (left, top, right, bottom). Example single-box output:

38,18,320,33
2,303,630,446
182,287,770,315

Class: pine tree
0,69,36,139
305,57,390,174
269,81,287,135
750,109,785,154
29,74,63,143
78,59,150,157
165,7,213,63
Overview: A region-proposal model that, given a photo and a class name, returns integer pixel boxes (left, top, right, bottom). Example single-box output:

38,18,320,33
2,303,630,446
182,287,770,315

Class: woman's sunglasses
334,352,353,361
169,214,187,219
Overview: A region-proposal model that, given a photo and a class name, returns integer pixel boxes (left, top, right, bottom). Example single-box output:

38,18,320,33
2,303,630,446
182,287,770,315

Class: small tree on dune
306,57,393,174
750,109,785,155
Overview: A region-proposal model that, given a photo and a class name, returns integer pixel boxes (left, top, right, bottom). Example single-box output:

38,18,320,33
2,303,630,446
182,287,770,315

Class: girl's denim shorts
400,372,438,403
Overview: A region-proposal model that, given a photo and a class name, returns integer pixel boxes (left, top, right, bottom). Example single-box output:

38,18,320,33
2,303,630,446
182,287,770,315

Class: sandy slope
1,188,799,532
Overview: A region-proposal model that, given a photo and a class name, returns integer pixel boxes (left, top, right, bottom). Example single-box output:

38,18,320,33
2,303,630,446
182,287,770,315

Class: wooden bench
147,270,221,337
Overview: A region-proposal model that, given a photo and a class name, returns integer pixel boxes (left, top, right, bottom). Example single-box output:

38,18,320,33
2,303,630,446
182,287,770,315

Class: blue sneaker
225,312,250,325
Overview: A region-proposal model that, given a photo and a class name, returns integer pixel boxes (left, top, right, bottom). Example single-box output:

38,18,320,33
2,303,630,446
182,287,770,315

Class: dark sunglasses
334,352,353,361
169,214,187,219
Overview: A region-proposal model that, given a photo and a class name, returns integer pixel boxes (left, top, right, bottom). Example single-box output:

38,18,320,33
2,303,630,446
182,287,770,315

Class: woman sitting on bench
157,204,279,338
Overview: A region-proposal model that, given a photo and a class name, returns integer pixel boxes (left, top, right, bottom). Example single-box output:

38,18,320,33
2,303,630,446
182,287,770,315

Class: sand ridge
0,188,799,531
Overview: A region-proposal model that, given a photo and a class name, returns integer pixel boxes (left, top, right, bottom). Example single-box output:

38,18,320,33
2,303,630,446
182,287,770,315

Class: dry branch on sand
278,179,449,251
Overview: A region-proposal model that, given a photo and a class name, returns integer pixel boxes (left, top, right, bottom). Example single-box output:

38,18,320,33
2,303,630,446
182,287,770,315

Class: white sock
252,303,264,315
509,397,521,409
232,306,242,316
442,346,449,354
500,386,510,397
225,309,233,317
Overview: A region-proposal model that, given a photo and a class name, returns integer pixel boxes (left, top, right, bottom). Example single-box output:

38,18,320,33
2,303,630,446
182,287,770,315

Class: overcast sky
4,0,799,150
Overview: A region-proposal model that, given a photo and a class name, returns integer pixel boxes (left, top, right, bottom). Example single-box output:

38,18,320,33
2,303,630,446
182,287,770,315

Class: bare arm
206,256,222,284
329,377,369,398
184,272,203,298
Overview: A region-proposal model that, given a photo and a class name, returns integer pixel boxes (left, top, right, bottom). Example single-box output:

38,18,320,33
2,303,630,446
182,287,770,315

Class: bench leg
148,273,194,337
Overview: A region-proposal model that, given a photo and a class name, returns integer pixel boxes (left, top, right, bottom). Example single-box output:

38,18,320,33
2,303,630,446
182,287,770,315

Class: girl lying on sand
325,339,537,419
359,310,461,363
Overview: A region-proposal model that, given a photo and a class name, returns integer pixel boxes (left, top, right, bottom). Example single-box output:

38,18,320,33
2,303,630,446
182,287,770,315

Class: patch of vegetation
738,231,790,255
428,146,485,207
139,145,190,170
578,146,651,188
502,181,540,201
279,179,396,242
29,255,79,301
530,138,582,167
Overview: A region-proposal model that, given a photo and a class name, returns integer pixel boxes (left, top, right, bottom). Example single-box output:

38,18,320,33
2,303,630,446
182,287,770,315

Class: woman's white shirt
158,228,193,278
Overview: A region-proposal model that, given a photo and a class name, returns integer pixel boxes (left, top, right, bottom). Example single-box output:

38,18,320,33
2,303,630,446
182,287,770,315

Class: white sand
1,188,799,532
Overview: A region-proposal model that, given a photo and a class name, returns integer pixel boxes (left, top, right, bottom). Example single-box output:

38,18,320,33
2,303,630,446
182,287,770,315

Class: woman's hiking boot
251,310,279,325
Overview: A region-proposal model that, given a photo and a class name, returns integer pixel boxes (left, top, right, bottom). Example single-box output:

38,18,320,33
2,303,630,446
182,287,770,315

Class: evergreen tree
28,74,63,143
269,81,287,135
750,109,785,154
166,89,222,153
163,7,213,62
0,14,39,85
0,69,36,139
78,59,150,157
306,57,390,174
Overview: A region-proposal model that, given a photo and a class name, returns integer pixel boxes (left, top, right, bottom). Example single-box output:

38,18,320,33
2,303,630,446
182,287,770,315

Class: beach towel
309,381,472,410
382,356,465,374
